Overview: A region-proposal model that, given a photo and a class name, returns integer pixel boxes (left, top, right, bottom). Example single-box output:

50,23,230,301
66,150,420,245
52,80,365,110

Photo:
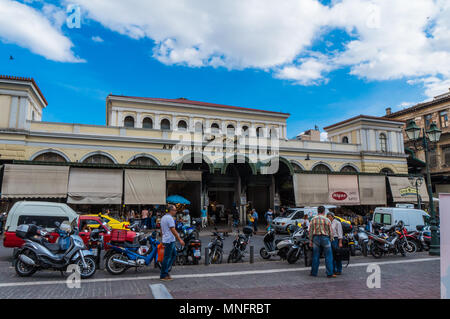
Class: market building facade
385,88,450,197
0,75,422,222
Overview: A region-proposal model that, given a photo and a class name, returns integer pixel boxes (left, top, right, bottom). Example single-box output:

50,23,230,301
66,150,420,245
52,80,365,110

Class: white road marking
150,284,173,299
0,257,439,288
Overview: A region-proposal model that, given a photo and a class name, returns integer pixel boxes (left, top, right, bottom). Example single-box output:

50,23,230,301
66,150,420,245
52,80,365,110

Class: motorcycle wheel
286,248,299,264
397,243,406,257
105,253,129,275
75,256,97,279
402,241,417,254
209,248,223,264
193,230,200,240
176,255,187,265
193,258,199,265
227,249,239,263
15,250,37,277
371,246,383,259
304,248,312,267
260,247,271,260
350,245,356,257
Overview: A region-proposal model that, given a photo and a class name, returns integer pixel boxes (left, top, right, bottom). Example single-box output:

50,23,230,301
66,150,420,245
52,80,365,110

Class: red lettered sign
332,191,348,201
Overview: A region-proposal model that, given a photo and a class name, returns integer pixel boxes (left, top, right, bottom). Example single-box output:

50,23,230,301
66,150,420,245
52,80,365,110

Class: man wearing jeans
309,206,335,278
327,212,343,275
160,205,184,281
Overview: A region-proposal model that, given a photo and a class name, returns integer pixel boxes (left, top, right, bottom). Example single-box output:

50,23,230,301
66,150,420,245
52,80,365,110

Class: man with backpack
327,212,344,275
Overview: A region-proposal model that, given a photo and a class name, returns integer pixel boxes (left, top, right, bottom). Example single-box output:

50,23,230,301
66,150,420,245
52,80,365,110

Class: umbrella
166,195,191,205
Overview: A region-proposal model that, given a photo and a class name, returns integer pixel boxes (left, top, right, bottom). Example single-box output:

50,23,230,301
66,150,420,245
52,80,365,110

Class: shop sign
399,186,418,197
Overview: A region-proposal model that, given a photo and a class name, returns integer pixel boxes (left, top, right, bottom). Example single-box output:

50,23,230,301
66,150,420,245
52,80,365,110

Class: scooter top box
15,224,38,239
243,226,253,235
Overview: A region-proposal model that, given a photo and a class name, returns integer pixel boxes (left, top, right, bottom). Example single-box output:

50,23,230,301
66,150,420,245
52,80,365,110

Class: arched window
161,119,171,130
242,126,249,137
256,127,264,137
340,165,357,173
142,117,153,129
83,154,114,164
124,116,135,128
312,164,331,173
379,133,387,152
227,124,235,136
129,156,158,166
177,120,188,131
380,167,394,175
211,123,220,133
33,152,67,163
292,162,303,172
342,136,349,144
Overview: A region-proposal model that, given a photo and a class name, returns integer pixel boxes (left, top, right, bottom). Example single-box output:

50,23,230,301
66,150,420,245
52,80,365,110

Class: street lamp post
405,120,441,256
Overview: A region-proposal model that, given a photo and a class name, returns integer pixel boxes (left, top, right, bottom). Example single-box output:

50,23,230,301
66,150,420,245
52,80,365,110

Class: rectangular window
443,147,450,166
374,213,381,224
440,111,448,128
429,149,437,168
17,215,69,229
383,214,392,225
424,114,433,129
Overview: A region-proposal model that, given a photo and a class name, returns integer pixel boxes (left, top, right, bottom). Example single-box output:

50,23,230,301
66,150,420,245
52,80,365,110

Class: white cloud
91,35,104,43
66,0,450,98
0,0,83,62
320,132,329,142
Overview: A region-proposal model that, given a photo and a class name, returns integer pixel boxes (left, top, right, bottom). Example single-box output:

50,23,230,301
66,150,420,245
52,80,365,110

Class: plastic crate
111,229,127,242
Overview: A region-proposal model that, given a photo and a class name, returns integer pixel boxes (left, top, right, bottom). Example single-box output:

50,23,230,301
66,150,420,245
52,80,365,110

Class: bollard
249,245,254,264
205,247,209,266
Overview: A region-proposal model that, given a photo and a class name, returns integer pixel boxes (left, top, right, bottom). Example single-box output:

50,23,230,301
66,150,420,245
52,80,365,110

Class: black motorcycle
14,221,97,279
227,226,253,263
176,227,202,265
286,227,311,265
208,228,224,264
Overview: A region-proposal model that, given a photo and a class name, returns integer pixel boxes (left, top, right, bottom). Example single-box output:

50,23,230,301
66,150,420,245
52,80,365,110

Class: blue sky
1,0,449,138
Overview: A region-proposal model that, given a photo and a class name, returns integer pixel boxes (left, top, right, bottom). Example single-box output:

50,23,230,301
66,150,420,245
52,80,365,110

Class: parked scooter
354,226,369,256
14,221,97,279
104,231,161,275
367,221,406,258
228,226,253,263
208,228,225,264
176,226,202,265
260,225,296,260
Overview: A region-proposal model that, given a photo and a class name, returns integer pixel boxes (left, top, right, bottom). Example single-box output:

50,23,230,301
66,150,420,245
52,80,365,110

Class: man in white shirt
160,205,184,281
327,212,343,275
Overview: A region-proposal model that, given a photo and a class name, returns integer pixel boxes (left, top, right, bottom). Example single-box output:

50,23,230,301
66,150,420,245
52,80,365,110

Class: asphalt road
0,232,441,299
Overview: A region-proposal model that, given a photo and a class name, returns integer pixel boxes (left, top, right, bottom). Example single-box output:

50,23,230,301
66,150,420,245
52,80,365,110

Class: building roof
323,115,405,131
0,75,48,106
107,94,290,117
385,90,450,118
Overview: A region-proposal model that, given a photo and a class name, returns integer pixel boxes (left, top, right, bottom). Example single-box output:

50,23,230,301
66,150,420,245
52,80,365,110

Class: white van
3,201,79,248
372,207,430,232
272,205,336,233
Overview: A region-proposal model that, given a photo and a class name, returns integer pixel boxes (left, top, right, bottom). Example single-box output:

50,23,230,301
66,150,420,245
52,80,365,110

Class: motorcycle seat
42,241,63,253
113,241,140,249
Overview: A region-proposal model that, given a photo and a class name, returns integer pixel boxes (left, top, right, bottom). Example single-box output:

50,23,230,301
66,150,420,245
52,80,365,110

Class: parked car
85,213,129,230
3,201,79,248
272,206,336,233
3,202,134,250
372,207,430,232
